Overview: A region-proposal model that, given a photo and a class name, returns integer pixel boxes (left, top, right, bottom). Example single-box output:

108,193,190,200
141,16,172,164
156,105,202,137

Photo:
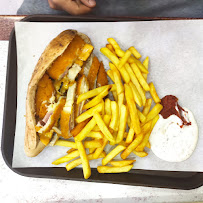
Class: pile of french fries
52,38,163,179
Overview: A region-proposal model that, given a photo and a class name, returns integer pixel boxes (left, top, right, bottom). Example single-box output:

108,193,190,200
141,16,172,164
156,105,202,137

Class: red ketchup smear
160,95,191,128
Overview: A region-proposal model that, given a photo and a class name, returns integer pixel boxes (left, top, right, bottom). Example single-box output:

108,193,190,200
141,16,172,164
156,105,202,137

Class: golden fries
89,148,96,154
124,84,141,134
106,44,115,54
67,148,76,154
149,82,161,103
130,63,150,91
142,98,152,116
145,104,163,123
77,85,111,104
146,141,151,149
83,86,110,110
107,70,115,82
138,110,146,123
118,92,125,112
87,131,104,139
116,104,128,143
107,38,121,50
109,101,119,131
84,139,103,149
125,63,146,106
76,103,103,123
129,81,142,107
97,165,133,173
126,128,134,144
66,152,105,171
93,112,115,143
134,58,149,74
55,140,77,148
76,141,91,179
110,160,135,167
52,150,80,165
121,133,143,159
105,98,112,115
129,46,141,59
118,50,132,69
100,47,120,66
133,150,148,157
71,118,91,137
109,63,124,94
102,145,126,165
93,138,108,159
75,118,97,141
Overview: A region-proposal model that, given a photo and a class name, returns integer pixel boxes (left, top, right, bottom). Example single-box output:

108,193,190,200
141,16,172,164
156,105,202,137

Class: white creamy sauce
149,108,198,162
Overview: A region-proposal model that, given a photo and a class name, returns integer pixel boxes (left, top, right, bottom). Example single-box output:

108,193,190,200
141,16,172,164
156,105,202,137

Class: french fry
77,85,111,104
125,63,146,105
123,132,128,139
112,90,118,102
110,84,117,92
52,150,80,165
133,58,149,74
118,92,125,116
93,114,111,131
109,64,124,94
142,98,152,116
76,103,103,123
66,152,105,171
76,141,91,179
136,131,151,152
138,110,146,123
119,66,131,84
67,148,76,154
142,56,149,80
124,84,141,134
107,70,115,82
115,48,135,64
133,150,148,157
102,145,126,165
126,128,134,144
130,63,150,91
107,38,121,50
129,46,141,59
75,118,96,141
146,141,151,148
97,165,133,173
109,101,119,131
93,138,108,159
118,50,132,69
141,121,152,134
106,44,115,54
100,47,120,66
121,133,144,159
105,98,111,115
87,131,104,139
84,139,103,148
149,82,161,103
55,140,77,148
145,104,163,123
116,104,128,143
129,81,142,107
55,140,102,149
151,114,159,130
110,160,135,167
83,86,110,110
71,118,91,137
89,148,96,154
93,112,115,143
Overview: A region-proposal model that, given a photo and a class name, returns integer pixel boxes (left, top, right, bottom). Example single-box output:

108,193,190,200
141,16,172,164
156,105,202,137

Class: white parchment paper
13,21,203,171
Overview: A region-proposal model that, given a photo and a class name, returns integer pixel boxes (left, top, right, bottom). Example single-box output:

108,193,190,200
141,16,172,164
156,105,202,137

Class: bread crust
25,30,92,157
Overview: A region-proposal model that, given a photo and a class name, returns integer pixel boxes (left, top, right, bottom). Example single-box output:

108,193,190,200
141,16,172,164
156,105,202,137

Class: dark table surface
0,16,25,40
